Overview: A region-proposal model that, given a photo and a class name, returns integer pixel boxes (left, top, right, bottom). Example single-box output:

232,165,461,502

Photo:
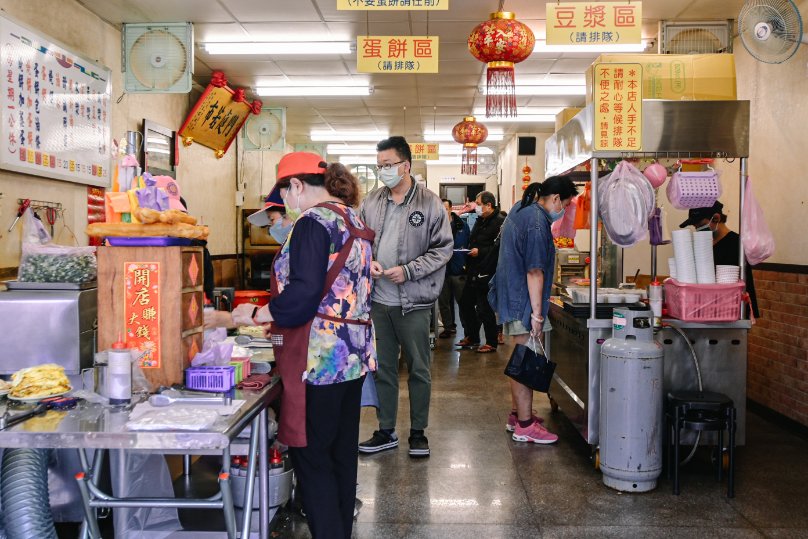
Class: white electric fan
738,0,807,64
243,109,285,151
123,23,193,93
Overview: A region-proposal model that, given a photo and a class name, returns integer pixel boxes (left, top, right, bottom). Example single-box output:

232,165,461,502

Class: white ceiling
76,0,746,148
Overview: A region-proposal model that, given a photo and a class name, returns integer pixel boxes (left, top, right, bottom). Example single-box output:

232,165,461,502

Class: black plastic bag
503,333,556,393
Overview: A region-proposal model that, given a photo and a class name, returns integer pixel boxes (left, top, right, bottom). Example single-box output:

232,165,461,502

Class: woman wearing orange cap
256,152,375,538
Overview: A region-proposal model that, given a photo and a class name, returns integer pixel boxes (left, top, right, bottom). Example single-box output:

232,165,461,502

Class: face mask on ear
269,221,293,244
379,166,404,189
474,206,483,216
284,186,302,222
547,197,565,222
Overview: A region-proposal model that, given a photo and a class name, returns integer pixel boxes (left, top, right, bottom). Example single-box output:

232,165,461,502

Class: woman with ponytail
489,176,578,445
253,152,376,538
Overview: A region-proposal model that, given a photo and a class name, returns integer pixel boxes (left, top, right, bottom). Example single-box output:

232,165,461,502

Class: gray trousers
371,302,432,431
438,274,466,330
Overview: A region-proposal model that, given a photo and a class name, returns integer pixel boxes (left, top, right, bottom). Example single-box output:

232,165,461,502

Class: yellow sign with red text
593,63,643,151
546,2,642,46
409,143,439,161
357,36,439,74
338,0,448,10
124,262,161,369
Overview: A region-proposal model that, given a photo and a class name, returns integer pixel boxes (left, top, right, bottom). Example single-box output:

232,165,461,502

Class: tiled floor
272,333,808,539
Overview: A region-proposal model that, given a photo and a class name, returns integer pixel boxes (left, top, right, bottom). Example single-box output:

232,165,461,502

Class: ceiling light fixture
536,43,647,53
477,114,555,123
326,145,494,156
311,131,389,142
202,41,353,55
473,107,563,117
424,133,504,142
478,85,586,96
256,86,372,97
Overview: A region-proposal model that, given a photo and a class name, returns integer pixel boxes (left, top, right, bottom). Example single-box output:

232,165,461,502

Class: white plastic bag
17,209,97,283
741,178,774,265
597,160,656,247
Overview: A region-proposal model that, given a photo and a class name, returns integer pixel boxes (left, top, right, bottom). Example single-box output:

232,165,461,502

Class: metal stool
667,390,736,498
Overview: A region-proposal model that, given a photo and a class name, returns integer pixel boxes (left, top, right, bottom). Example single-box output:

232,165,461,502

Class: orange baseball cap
277,151,327,180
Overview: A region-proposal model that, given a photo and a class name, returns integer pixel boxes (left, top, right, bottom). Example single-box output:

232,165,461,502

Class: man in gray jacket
358,136,452,458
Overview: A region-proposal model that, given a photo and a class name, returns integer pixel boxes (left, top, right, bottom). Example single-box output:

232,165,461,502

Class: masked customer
260,152,376,539
679,200,759,318
438,199,470,338
489,177,578,444
358,136,453,458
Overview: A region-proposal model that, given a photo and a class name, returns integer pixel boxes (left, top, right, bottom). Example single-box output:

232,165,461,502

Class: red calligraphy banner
124,262,161,369
593,63,642,151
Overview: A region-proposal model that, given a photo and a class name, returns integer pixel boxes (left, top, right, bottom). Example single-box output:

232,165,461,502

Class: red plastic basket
185,366,235,392
664,279,745,322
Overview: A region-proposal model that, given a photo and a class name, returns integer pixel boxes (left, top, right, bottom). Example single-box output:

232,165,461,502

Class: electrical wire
664,324,703,465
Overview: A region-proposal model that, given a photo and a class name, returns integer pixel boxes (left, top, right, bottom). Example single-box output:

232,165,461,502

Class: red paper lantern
522,175,531,182
452,116,488,175
522,165,532,175
468,12,535,118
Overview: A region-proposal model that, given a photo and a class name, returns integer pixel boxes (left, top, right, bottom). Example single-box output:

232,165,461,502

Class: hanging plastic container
666,168,722,209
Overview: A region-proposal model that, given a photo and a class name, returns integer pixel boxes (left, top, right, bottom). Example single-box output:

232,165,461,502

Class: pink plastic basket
664,279,744,322
185,366,235,392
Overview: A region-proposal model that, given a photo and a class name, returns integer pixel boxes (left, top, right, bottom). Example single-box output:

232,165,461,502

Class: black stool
666,390,736,498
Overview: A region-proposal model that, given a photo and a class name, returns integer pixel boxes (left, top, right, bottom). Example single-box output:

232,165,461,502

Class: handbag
503,332,556,393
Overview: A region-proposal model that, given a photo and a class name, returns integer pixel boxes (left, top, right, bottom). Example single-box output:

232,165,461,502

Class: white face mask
474,206,483,216
378,166,404,189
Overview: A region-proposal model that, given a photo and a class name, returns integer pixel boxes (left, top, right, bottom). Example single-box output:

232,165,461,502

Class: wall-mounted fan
242,108,286,151
738,0,807,64
660,21,733,54
122,22,193,93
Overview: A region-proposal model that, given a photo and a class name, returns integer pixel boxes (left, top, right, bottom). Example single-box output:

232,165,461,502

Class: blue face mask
549,208,565,222
269,222,293,244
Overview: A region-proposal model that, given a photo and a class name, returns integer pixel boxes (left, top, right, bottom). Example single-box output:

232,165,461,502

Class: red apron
270,203,375,447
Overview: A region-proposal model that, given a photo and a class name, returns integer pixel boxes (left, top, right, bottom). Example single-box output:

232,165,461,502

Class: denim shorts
503,317,553,336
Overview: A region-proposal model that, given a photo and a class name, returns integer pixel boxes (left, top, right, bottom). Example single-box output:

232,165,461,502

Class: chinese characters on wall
338,0,448,10
124,262,161,369
409,142,439,161
593,63,643,151
546,2,642,46
178,84,256,158
357,36,439,73
0,15,111,186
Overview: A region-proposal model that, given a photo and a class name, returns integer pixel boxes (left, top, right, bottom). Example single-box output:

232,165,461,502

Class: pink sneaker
505,411,544,432
512,420,558,444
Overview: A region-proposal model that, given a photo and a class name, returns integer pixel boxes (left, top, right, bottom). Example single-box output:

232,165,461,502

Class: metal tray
5,280,97,291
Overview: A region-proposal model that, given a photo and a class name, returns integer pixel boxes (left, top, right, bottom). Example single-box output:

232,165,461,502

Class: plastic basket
664,279,744,322
667,171,722,209
185,366,235,392
229,357,251,383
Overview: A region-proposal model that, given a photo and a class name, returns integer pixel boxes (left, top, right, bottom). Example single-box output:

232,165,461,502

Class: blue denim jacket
488,201,555,330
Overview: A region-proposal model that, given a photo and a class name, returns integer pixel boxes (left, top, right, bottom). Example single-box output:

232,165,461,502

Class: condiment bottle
107,336,132,405
269,447,284,475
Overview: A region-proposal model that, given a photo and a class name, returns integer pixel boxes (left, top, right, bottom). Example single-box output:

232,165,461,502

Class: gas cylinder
599,305,664,492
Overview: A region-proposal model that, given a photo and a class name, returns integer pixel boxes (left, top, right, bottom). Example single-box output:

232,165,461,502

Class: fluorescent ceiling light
537,43,647,53
474,107,563,117
326,144,493,156
478,85,586,96
203,42,353,55
424,133,504,142
338,156,378,165
311,131,389,142
256,86,372,97
478,115,555,123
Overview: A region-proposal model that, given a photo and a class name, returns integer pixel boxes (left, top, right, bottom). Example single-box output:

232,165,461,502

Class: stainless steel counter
548,303,748,446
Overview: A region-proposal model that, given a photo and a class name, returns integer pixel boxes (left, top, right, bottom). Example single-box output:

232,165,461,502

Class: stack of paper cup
668,257,678,280
693,231,716,284
716,265,741,283
671,229,697,283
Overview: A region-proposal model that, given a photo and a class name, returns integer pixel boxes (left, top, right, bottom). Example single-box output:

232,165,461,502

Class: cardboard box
586,54,737,104
555,107,583,132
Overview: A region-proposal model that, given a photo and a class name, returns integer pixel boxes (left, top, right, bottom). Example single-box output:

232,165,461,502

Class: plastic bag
191,327,234,366
741,178,775,265
574,182,591,229
17,209,97,283
551,196,577,239
597,160,656,247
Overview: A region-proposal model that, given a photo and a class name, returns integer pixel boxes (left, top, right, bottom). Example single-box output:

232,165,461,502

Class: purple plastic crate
185,366,235,392
107,236,193,247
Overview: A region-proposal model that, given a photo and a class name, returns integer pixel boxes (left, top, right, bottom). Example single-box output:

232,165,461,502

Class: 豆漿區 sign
338,0,448,10
357,36,439,73
409,143,439,161
593,63,642,151
546,2,642,46
124,262,161,369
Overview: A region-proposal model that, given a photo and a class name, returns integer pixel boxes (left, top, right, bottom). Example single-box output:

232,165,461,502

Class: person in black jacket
438,199,471,338
456,191,505,353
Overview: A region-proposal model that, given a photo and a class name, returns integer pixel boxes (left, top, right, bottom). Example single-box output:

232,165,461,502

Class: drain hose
1,448,57,539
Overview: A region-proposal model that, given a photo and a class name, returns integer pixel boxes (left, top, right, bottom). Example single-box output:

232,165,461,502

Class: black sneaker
408,432,430,458
358,430,399,454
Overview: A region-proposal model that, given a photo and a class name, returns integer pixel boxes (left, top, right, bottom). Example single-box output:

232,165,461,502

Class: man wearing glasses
358,136,452,457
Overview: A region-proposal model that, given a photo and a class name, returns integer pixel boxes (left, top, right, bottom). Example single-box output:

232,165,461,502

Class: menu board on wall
0,14,112,187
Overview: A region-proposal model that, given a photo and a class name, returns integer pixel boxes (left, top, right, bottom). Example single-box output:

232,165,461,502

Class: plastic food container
230,460,293,509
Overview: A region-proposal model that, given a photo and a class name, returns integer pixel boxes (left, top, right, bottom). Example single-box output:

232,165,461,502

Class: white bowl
623,293,641,303
605,294,624,304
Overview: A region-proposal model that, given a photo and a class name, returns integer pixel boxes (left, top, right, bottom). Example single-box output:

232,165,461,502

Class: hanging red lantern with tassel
522,164,531,190
468,11,535,118
452,116,488,175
